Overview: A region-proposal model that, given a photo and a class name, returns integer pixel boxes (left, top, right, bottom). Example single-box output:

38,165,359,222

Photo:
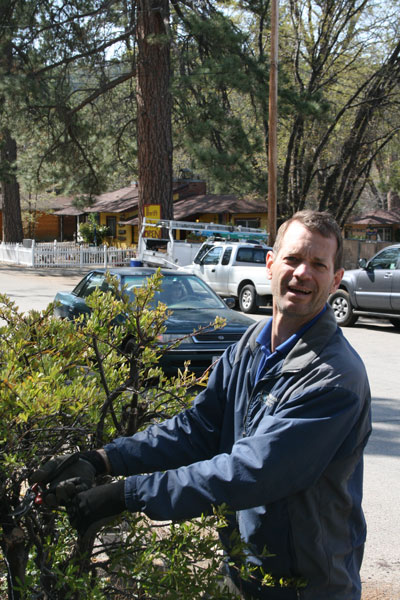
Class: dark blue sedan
54,267,255,375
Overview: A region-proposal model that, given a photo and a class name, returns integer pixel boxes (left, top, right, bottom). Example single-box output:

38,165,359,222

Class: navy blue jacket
105,306,371,599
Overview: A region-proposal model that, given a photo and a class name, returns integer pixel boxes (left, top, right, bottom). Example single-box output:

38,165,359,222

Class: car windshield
122,273,225,309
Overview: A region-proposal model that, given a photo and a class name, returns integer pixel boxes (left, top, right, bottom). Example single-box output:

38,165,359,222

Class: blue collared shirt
255,305,328,382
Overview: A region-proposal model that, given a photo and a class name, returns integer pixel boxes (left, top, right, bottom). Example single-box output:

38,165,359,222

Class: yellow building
53,180,268,247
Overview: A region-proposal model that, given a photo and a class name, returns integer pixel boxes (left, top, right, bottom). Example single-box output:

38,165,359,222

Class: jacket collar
280,304,339,373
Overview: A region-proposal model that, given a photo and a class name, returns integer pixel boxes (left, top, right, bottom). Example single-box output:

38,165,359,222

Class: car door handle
384,272,393,278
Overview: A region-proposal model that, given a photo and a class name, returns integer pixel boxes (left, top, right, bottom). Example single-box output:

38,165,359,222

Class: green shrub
0,271,241,599
79,215,110,245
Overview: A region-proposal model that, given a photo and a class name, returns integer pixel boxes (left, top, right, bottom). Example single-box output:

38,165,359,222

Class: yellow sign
144,205,161,238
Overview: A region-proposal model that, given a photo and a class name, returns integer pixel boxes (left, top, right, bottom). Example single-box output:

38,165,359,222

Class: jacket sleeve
104,343,236,476
108,364,371,521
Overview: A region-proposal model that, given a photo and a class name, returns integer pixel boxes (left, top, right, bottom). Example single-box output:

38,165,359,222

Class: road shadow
0,264,90,277
351,318,400,334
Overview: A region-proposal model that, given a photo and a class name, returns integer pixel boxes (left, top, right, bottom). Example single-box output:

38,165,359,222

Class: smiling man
32,210,372,599
266,215,344,348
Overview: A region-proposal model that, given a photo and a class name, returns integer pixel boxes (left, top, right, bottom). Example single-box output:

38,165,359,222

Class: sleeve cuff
124,475,146,513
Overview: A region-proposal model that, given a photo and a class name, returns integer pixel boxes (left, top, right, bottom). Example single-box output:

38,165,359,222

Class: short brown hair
273,210,343,271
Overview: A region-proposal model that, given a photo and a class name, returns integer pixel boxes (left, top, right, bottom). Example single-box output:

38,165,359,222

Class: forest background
1,0,400,242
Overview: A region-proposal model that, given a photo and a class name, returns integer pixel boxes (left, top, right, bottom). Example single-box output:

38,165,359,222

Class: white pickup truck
136,218,268,269
188,240,273,313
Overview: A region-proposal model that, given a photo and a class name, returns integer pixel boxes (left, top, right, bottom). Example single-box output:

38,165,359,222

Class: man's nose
293,262,311,278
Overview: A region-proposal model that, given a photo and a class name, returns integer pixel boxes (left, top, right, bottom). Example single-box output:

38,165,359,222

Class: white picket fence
0,240,137,269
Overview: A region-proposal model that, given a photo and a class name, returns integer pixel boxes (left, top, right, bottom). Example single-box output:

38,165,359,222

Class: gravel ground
362,581,400,599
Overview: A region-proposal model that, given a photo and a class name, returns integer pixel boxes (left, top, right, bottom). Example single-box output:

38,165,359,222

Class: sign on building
144,205,161,238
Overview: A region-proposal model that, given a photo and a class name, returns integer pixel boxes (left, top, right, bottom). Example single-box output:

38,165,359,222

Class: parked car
328,244,400,328
54,267,255,374
187,240,273,313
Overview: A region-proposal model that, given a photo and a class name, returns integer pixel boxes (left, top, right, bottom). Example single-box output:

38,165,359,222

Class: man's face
266,221,343,324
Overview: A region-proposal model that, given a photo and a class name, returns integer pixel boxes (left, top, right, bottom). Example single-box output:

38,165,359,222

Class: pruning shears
10,483,44,519
9,454,80,520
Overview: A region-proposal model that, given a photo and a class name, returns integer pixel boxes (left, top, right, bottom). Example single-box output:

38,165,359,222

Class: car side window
202,247,223,265
236,248,253,262
253,249,267,263
236,247,267,263
221,247,233,265
369,248,400,270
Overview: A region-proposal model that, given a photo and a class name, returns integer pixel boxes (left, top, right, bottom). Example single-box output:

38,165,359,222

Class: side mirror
224,297,236,309
358,258,367,269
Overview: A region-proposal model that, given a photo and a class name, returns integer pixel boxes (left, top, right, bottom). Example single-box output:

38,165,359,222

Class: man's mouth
287,285,312,296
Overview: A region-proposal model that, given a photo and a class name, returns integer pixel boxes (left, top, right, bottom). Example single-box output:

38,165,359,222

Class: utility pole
268,0,279,246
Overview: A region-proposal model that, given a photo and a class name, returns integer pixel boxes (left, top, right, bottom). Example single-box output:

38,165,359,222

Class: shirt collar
256,304,328,359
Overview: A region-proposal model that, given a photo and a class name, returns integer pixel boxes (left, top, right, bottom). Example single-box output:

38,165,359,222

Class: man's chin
279,300,318,319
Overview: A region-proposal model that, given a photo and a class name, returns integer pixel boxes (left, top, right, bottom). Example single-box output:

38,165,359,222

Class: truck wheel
328,290,358,326
239,284,257,313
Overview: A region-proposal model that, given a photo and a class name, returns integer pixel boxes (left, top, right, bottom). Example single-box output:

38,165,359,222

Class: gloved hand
29,451,106,508
66,480,126,538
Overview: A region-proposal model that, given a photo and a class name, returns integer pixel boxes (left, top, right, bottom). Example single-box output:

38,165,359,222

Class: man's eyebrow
313,256,330,264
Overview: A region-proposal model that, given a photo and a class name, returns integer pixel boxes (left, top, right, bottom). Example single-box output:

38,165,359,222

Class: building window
234,218,260,228
366,227,392,241
106,216,117,237
379,228,392,242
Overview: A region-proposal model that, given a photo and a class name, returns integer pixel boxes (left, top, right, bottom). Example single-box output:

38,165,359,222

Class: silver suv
329,244,400,328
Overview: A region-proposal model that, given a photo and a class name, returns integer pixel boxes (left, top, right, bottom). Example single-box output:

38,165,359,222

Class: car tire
389,318,400,330
239,284,258,313
329,290,358,327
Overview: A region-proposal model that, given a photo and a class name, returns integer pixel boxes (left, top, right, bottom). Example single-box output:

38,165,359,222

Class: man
32,211,371,599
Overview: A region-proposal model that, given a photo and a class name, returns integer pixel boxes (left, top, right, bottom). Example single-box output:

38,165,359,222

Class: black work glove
29,451,106,508
66,480,126,538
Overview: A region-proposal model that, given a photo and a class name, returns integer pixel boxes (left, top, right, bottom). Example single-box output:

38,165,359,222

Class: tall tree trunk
137,0,173,226
1,129,23,242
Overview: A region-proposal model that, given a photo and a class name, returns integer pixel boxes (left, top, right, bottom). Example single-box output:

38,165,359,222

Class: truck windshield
193,244,214,264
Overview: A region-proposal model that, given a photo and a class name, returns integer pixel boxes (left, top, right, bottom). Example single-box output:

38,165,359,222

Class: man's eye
285,256,298,264
315,262,327,269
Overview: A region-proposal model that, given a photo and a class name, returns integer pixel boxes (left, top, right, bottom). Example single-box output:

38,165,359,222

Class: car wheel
389,318,400,330
239,284,257,313
328,290,358,327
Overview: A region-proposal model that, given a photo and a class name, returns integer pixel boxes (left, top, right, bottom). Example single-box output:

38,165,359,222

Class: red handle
31,482,44,506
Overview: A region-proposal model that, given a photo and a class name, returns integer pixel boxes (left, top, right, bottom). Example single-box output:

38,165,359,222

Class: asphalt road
0,264,399,599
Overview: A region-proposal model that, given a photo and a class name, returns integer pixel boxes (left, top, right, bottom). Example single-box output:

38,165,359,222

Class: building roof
1,182,267,219
85,185,140,213
120,194,267,225
0,193,87,215
52,196,86,216
173,194,267,220
54,182,190,215
348,208,400,226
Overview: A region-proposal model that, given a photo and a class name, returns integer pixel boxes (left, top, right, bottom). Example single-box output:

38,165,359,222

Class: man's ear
331,268,344,294
266,250,274,280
